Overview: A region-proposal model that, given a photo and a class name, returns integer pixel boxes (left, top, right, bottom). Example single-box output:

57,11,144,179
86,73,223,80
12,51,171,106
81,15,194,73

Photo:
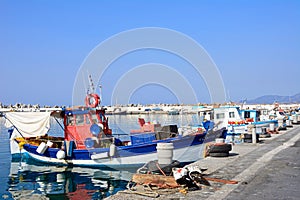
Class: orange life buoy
85,94,100,108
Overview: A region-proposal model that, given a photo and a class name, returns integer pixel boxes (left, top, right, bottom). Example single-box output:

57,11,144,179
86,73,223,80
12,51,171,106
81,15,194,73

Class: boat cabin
63,108,112,149
240,109,259,122
213,106,244,130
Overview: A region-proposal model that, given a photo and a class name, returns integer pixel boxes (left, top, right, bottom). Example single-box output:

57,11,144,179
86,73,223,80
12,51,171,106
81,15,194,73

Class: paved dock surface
224,131,300,200
106,125,300,200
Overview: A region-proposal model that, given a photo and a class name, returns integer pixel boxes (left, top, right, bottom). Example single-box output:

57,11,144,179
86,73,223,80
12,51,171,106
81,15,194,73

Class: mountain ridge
243,93,300,104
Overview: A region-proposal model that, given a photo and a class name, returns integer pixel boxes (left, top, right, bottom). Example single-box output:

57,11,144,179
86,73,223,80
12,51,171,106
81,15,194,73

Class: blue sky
0,0,299,106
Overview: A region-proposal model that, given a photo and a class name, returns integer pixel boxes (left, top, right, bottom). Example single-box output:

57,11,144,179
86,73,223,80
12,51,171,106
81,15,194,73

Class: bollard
262,127,267,134
278,117,284,128
252,125,257,144
269,123,275,132
286,119,291,127
293,115,298,124
156,143,174,165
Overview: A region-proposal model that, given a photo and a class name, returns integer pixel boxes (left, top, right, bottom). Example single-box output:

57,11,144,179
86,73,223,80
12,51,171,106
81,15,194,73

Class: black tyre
243,134,259,143
259,133,271,138
244,134,252,139
278,127,287,131
209,144,232,153
209,152,229,157
244,138,252,143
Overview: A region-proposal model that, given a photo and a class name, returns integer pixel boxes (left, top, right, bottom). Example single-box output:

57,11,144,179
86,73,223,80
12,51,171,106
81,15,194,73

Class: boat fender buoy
109,143,116,157
85,93,100,108
90,124,102,136
84,138,95,148
56,150,66,159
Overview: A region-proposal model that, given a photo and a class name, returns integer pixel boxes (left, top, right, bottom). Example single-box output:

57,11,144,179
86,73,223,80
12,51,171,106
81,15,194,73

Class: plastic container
156,143,174,165
36,142,48,154
130,133,156,144
46,141,53,147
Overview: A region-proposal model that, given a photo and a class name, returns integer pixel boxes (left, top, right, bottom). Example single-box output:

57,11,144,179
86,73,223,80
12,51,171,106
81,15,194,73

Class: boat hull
22,130,223,169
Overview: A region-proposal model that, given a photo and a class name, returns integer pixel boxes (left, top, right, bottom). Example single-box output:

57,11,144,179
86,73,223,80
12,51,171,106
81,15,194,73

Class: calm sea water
0,114,200,200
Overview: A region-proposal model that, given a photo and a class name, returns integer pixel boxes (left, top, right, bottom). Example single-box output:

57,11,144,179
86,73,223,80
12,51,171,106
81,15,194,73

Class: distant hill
244,93,300,104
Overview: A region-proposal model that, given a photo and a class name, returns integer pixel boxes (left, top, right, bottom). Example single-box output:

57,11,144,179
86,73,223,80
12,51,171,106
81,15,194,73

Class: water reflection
8,160,134,200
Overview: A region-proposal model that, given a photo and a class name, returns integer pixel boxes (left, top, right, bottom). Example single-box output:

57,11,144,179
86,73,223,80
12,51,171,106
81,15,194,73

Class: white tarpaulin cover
5,112,51,138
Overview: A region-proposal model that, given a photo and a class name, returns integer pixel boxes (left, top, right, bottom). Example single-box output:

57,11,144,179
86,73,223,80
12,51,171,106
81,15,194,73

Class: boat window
67,116,75,126
85,114,91,124
216,113,225,119
229,112,235,118
244,111,250,118
91,114,99,123
75,115,85,125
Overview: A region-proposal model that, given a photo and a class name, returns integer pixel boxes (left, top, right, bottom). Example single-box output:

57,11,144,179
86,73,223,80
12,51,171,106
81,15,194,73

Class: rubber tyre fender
259,133,271,138
209,152,229,157
243,134,259,143
244,138,252,143
243,134,252,139
209,144,232,153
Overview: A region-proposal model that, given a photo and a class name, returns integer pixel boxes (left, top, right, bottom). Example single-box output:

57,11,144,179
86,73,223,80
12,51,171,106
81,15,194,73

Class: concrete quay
106,125,300,200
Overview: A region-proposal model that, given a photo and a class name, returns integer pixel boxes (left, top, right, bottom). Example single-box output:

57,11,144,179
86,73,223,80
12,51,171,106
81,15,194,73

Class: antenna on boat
241,98,247,109
88,74,95,94
99,85,103,102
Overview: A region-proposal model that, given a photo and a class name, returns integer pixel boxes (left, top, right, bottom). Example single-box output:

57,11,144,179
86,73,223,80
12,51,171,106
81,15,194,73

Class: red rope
155,162,167,176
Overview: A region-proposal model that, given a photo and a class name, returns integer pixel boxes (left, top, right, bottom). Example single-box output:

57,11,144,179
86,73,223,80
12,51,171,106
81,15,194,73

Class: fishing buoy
109,143,116,157
56,150,65,159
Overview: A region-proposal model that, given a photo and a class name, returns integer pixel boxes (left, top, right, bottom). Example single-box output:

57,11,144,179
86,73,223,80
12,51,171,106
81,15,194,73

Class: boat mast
88,74,95,94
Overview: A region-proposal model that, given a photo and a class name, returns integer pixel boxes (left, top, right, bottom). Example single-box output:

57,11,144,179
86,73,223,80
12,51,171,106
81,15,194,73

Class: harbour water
0,113,200,199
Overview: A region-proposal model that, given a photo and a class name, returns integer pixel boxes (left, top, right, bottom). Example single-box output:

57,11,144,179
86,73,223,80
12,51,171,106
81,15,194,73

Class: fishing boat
213,106,280,143
3,92,225,169
168,108,180,115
